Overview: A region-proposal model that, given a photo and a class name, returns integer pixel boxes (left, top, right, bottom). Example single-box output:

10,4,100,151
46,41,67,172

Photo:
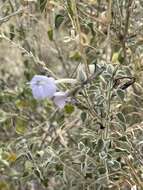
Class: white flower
29,75,57,100
53,91,68,108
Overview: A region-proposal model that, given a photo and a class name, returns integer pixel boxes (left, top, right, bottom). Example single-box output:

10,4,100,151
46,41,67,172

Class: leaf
119,135,128,141
6,152,17,162
116,112,126,123
118,53,124,64
103,71,112,81
34,169,43,180
0,110,9,123
78,142,86,151
69,51,81,61
96,95,105,105
15,99,29,109
98,167,106,174
95,138,105,152
108,160,121,171
118,121,126,131
0,150,9,167
77,64,87,82
0,158,9,167
107,64,114,75
87,22,95,36
112,52,119,64
64,104,74,114
55,14,64,29
116,89,125,101
117,141,132,151
112,160,121,170
15,118,27,135
25,161,33,171
80,112,87,122
47,28,53,41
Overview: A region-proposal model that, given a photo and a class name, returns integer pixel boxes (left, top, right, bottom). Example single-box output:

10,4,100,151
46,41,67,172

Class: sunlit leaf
112,52,119,64
6,152,17,162
64,104,74,114
47,28,53,41
15,118,27,135
0,110,9,123
69,51,81,61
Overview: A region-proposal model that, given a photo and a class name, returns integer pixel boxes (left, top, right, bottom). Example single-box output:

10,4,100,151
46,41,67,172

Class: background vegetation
0,0,143,189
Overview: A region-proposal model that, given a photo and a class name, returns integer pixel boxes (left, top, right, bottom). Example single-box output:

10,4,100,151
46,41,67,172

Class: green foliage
55,14,65,29
47,28,53,41
64,104,75,114
15,118,28,135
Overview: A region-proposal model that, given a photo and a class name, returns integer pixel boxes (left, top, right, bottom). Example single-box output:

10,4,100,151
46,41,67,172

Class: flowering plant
0,0,143,190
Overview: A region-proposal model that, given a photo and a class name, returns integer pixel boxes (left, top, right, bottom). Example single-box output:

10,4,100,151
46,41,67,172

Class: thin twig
0,8,24,25
72,0,90,76
0,33,58,79
53,40,70,76
124,157,143,189
122,0,134,64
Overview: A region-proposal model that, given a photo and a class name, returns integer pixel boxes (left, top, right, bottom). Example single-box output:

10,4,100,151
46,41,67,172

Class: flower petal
53,91,67,108
29,75,57,100
32,85,45,100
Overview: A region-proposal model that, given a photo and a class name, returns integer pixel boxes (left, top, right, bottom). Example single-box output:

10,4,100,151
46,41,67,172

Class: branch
0,8,24,25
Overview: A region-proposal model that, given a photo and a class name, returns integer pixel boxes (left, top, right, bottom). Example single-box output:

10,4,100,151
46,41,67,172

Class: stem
0,8,24,25
104,0,112,139
124,157,143,189
122,0,133,64
55,78,78,84
0,33,58,79
104,87,111,139
53,39,70,76
71,0,90,76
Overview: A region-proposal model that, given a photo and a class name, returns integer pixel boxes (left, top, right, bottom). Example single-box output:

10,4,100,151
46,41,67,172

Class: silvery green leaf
107,64,114,75
116,112,126,123
0,110,9,123
96,139,105,152
108,160,121,171
116,89,125,101
77,64,87,82
80,112,87,122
